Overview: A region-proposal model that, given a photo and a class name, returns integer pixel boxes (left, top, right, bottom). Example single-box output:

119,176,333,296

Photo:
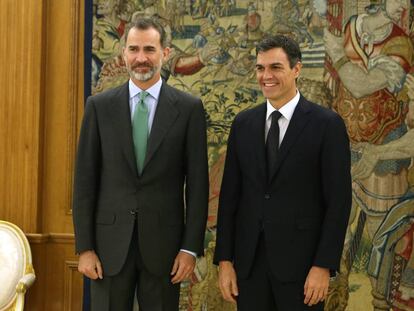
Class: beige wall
0,0,85,309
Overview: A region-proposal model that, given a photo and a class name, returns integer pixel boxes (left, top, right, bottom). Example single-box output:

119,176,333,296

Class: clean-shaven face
255,48,301,108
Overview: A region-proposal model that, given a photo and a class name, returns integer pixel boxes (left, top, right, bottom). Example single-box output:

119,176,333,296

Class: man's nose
135,51,147,63
262,68,273,79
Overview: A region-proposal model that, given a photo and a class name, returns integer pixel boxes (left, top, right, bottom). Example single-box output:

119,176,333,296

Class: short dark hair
256,35,302,68
125,17,167,48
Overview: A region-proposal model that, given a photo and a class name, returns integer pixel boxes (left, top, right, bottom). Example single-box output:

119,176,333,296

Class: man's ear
122,47,126,61
162,46,171,61
294,62,303,79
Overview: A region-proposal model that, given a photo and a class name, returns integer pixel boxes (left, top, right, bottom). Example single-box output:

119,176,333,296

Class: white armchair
0,221,36,311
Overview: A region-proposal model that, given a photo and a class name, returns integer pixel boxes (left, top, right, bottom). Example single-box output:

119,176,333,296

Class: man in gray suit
73,17,209,311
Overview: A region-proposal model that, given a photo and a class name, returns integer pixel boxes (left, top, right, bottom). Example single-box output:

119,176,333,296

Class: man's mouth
133,66,152,72
132,63,152,70
263,82,278,87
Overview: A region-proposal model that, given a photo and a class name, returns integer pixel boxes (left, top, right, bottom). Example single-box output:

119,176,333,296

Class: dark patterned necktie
266,111,282,181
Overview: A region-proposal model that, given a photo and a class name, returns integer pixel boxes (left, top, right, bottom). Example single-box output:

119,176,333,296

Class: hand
304,266,330,306
78,250,103,280
218,261,238,303
170,251,196,284
323,29,345,63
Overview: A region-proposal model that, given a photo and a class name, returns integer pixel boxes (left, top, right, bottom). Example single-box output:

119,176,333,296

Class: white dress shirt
265,91,300,144
129,78,162,130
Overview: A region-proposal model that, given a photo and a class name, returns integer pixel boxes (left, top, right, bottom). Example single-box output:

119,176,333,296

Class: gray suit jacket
73,81,209,277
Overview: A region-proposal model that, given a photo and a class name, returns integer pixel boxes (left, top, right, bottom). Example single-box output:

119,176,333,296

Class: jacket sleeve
181,99,209,255
213,118,242,264
72,97,102,254
313,113,352,271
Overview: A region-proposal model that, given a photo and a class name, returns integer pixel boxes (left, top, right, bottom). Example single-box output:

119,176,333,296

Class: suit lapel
269,96,312,182
110,82,139,177
251,103,267,185
144,83,179,169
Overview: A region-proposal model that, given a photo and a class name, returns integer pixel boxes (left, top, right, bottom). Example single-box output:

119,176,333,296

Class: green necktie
132,91,149,175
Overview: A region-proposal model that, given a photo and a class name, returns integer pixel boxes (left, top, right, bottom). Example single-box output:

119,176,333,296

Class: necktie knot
271,110,282,123
138,91,149,104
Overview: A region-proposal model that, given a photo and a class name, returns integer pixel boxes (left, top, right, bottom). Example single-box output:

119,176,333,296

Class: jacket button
264,194,271,199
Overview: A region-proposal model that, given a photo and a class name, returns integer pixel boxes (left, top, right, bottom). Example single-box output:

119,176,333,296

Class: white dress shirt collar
128,78,163,101
266,91,300,121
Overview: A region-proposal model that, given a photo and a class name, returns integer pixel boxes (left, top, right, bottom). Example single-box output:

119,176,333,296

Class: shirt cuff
180,249,197,257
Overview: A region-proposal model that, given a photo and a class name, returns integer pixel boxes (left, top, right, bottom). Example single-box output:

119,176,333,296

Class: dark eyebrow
270,62,283,67
126,45,157,51
255,62,284,68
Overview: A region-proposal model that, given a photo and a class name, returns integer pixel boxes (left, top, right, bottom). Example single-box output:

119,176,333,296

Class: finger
85,267,98,280
187,263,195,275
314,288,323,305
171,273,182,283
219,278,235,303
181,266,192,280
171,272,183,283
171,265,186,284
223,283,236,303
218,280,227,299
227,294,237,303
303,287,313,305
309,288,321,306
185,271,192,280
322,286,329,301
231,279,239,297
170,258,179,276
96,261,103,279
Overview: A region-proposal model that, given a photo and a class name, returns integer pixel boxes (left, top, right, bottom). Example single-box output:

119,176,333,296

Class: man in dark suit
73,17,208,311
214,35,351,310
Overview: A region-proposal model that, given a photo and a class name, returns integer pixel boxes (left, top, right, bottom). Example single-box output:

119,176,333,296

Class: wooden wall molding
27,233,75,244
50,233,76,244
26,233,50,244
26,241,82,311
63,260,80,311
64,0,82,215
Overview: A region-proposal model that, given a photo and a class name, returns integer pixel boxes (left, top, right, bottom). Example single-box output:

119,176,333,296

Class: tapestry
89,0,414,309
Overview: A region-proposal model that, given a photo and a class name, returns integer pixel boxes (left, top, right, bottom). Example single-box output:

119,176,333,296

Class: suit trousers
236,235,324,311
91,223,180,311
